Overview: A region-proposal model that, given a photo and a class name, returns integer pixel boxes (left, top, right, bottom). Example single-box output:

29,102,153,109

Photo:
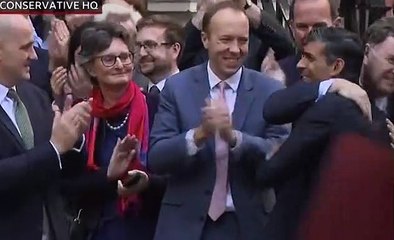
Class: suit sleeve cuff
185,129,203,156
49,141,62,169
317,79,334,102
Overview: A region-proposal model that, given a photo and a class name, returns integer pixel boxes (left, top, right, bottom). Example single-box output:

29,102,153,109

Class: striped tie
7,89,34,149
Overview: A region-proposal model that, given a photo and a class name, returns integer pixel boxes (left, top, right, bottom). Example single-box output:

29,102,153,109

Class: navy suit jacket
258,82,390,240
0,81,80,240
148,63,290,240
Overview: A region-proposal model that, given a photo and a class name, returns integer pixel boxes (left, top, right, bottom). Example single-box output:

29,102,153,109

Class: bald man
0,15,91,240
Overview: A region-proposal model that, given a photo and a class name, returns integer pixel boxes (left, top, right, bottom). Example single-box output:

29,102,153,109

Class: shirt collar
375,97,388,113
148,79,166,92
147,68,180,92
207,61,242,92
0,84,15,103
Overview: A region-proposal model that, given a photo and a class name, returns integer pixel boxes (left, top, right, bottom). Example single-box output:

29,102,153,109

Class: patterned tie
7,89,34,149
208,81,229,221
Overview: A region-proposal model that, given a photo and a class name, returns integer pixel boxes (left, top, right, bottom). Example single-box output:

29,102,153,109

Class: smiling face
291,0,339,48
0,16,37,85
363,36,394,96
136,26,179,79
297,41,335,82
202,8,249,80
86,38,133,89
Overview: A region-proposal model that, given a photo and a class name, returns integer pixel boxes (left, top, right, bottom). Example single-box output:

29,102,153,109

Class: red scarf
85,81,148,214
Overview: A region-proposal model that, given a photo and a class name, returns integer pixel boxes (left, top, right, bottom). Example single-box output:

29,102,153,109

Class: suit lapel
191,63,211,113
0,105,24,148
232,69,255,130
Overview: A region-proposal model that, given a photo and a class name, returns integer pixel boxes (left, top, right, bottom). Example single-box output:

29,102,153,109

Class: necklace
105,113,129,130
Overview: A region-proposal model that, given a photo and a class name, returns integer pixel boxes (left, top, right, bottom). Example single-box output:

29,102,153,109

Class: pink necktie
208,82,229,221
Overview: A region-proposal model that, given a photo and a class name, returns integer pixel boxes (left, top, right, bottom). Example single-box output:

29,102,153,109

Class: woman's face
88,37,133,88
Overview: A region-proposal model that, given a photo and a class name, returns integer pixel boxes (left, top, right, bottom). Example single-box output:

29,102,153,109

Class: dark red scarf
85,81,149,215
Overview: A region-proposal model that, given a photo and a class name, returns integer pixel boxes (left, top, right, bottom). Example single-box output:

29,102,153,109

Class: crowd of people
0,0,393,239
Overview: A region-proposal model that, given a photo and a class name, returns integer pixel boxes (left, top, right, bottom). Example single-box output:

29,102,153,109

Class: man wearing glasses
135,14,185,129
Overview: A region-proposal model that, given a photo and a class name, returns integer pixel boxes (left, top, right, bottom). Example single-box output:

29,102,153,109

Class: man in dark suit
258,27,391,240
277,0,343,86
135,14,185,128
148,2,289,240
0,15,91,240
179,0,294,71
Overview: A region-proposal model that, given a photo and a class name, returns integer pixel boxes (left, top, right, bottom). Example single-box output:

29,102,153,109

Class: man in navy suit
0,15,91,240
148,2,289,240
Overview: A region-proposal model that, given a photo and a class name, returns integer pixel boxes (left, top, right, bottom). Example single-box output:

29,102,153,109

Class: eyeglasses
94,52,134,67
135,40,173,52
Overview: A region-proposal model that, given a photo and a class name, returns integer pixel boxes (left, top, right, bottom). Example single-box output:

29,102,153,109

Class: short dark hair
136,14,185,61
305,27,363,83
364,16,394,45
78,21,133,85
289,0,340,20
201,0,246,33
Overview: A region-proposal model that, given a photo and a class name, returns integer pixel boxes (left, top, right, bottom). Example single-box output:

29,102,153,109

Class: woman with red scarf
62,22,155,240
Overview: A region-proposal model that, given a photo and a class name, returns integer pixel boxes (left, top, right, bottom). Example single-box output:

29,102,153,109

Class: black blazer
278,54,302,87
258,82,391,240
0,81,77,240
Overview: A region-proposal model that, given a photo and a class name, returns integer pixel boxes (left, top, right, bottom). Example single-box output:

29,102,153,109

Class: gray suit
148,63,289,240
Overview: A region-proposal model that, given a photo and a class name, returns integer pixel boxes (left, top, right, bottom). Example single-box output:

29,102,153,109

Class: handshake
50,99,92,154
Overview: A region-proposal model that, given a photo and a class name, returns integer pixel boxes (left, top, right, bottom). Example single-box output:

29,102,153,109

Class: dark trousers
201,212,240,240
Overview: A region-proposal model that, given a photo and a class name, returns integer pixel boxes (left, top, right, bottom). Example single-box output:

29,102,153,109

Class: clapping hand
107,134,139,180
386,118,394,149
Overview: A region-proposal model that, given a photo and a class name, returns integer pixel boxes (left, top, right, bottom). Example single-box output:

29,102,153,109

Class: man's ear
201,31,209,49
331,58,345,77
172,42,181,61
333,17,343,28
363,44,371,65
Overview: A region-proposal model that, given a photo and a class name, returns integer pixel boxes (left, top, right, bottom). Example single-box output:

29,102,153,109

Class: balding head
0,14,37,86
0,15,31,43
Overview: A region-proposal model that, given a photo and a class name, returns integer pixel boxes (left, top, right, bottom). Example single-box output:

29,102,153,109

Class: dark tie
147,85,160,130
7,89,34,149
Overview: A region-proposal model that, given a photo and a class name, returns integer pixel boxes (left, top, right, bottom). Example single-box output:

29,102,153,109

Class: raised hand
50,100,92,154
50,66,68,96
68,64,92,99
107,135,139,180
386,118,394,149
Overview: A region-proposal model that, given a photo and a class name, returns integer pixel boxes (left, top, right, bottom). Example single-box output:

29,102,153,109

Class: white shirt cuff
317,79,334,102
230,130,242,151
49,141,62,169
72,134,85,153
185,129,203,156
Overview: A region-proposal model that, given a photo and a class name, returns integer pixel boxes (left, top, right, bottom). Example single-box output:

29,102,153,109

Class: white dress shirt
185,62,244,211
